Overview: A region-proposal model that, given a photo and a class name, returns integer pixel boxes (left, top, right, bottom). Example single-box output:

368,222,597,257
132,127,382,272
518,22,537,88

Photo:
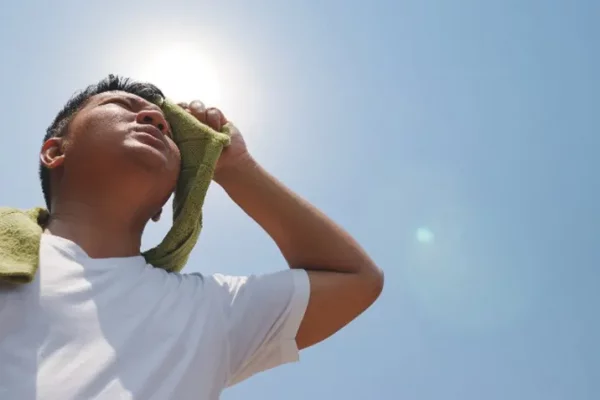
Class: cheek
159,141,181,185
70,109,128,150
168,141,182,168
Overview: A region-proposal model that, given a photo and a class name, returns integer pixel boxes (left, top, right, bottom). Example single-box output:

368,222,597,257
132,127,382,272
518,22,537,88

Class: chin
125,141,176,173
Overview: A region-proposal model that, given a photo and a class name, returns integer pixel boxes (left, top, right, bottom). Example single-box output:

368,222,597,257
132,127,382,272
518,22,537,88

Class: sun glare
136,42,222,106
416,227,435,244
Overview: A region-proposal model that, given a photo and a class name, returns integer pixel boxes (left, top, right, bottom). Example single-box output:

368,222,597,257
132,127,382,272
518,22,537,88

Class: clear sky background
1,0,598,399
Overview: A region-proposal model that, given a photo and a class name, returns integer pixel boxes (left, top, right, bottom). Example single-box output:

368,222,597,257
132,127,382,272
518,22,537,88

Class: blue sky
1,0,598,399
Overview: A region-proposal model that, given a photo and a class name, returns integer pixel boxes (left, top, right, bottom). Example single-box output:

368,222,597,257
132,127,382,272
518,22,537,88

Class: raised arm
214,135,383,351
182,101,383,350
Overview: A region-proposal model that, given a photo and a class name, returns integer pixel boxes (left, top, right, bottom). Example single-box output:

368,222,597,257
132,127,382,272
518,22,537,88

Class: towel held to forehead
0,98,231,284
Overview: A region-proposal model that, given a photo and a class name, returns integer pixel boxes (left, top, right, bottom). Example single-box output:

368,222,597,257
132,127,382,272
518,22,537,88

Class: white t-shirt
0,234,310,399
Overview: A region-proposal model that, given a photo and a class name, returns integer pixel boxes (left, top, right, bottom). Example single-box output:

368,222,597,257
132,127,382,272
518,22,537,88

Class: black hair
39,74,165,210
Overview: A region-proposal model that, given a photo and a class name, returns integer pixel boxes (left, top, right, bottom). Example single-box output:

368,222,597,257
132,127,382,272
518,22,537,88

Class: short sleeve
203,269,310,387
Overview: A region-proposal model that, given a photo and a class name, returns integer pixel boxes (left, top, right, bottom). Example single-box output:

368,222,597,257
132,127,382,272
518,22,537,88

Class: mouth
133,126,167,149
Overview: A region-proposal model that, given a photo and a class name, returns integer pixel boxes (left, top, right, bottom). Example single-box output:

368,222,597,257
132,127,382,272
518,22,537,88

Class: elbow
362,263,384,305
372,265,385,299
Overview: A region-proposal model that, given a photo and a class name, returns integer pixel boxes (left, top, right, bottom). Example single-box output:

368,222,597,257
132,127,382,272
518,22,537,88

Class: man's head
40,74,181,224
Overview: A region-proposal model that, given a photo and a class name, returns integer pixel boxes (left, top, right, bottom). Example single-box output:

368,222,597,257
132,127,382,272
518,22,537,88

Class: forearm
216,156,379,276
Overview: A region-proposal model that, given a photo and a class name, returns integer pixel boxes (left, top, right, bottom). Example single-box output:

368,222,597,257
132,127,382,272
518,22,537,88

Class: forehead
89,91,162,112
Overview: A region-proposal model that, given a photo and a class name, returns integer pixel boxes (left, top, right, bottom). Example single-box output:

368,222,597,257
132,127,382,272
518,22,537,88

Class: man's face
46,91,181,214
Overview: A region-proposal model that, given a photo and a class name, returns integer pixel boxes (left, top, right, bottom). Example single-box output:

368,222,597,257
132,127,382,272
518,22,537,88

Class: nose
136,109,170,135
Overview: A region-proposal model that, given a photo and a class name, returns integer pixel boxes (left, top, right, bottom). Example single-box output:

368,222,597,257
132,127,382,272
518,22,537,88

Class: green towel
0,98,231,285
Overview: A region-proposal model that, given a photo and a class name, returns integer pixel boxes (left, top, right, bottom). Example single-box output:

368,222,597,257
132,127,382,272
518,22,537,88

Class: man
0,75,383,399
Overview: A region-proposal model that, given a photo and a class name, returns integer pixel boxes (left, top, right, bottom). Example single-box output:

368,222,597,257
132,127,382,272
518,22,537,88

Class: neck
45,200,147,259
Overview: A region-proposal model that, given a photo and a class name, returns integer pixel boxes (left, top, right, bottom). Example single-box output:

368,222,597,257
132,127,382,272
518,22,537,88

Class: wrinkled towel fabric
0,98,231,284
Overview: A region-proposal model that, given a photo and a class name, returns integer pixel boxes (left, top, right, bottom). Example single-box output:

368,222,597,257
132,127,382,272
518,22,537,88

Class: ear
152,208,162,222
40,137,66,169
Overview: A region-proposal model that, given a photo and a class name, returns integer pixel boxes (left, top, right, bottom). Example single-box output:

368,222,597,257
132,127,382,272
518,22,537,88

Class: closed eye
111,99,133,109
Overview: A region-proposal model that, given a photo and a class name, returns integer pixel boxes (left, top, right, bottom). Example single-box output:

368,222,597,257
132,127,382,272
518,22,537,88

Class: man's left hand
177,100,250,182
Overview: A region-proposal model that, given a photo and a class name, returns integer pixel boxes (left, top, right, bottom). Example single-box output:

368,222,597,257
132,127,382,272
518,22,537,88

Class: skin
42,91,384,351
41,92,181,257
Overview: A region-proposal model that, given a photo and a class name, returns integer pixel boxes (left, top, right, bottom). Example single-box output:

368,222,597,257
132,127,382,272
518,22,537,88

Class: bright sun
136,42,222,106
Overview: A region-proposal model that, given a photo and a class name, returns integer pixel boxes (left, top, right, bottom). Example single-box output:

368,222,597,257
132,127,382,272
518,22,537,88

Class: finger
224,121,240,137
206,108,224,131
177,102,193,114
213,108,227,127
220,111,228,125
189,100,207,123
189,100,206,112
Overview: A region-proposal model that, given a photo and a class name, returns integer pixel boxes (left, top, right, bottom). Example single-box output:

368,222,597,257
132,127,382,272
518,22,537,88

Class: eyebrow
103,94,164,115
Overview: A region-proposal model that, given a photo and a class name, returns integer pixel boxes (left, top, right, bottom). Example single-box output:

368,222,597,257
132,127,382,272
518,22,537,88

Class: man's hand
177,100,250,181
